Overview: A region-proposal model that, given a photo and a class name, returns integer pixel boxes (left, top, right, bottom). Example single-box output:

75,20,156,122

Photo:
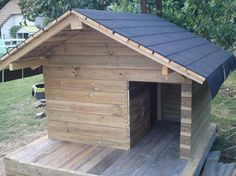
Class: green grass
211,71,236,162
0,75,46,155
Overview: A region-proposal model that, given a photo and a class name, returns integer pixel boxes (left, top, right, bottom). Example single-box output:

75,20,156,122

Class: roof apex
1,9,235,98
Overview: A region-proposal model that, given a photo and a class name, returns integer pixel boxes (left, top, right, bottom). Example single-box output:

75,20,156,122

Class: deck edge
182,123,217,176
4,157,97,176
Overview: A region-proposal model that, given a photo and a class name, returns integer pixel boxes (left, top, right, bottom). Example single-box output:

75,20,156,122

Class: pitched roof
0,0,21,27
75,9,236,97
0,9,235,98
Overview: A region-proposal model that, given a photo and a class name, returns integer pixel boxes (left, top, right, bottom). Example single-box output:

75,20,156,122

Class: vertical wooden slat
180,82,192,159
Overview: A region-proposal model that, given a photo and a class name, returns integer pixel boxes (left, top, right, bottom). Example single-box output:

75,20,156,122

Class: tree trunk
156,0,162,16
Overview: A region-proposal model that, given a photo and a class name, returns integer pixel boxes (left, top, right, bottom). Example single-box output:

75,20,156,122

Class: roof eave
0,10,206,84
71,10,206,84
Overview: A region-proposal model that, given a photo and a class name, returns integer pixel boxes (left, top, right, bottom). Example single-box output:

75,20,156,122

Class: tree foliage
18,0,79,21
10,25,21,38
109,0,140,13
110,0,236,51
163,0,236,51
18,0,235,50
0,0,9,9
18,0,115,22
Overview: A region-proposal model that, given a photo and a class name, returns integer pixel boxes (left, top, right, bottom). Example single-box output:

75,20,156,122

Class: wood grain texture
44,66,129,149
191,82,211,154
43,65,187,84
44,79,127,93
162,84,181,122
4,122,192,176
180,82,212,159
129,82,151,147
4,122,214,176
42,27,189,150
180,82,192,159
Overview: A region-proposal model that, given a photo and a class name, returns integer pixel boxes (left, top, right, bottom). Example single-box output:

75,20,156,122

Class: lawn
212,71,236,162
0,75,46,158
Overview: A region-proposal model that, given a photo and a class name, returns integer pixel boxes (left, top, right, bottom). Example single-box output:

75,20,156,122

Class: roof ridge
0,9,235,98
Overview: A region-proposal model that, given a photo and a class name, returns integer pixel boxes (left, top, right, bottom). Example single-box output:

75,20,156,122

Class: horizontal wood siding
180,82,211,159
180,82,192,159
129,82,151,146
191,82,211,153
162,84,181,122
43,65,187,84
44,68,129,149
43,28,190,150
47,28,188,84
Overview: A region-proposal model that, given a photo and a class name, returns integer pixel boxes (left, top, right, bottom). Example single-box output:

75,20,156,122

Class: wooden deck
4,121,216,176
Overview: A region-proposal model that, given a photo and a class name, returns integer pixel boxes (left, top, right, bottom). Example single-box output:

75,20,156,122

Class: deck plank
78,148,114,173
102,124,164,175
88,150,125,175
141,135,187,176
102,122,180,176
62,146,104,170
37,143,87,166
4,121,216,176
114,130,176,176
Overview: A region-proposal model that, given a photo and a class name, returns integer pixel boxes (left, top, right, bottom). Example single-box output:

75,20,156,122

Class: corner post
180,81,192,159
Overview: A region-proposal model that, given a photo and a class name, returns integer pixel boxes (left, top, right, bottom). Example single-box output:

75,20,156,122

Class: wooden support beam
162,66,169,76
9,58,49,71
71,10,205,84
0,13,74,70
70,16,86,30
162,66,174,80
180,82,193,159
0,10,206,84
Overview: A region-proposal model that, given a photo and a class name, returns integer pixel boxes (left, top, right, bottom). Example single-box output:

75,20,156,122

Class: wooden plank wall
162,84,181,122
191,82,211,153
129,82,151,147
180,82,192,159
43,27,190,150
180,82,211,159
45,77,130,150
43,28,161,150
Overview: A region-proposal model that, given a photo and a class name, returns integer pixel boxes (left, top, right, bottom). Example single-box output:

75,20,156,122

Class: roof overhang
0,10,206,84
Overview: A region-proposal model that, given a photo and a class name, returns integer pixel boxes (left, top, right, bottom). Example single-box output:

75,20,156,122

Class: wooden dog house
1,9,235,176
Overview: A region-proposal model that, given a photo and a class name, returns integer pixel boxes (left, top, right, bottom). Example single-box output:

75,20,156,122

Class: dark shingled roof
75,9,236,98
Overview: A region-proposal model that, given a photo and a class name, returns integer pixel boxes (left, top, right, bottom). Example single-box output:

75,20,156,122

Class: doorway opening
129,82,181,147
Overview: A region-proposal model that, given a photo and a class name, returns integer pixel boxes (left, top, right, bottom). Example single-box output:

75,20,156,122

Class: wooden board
129,82,151,146
42,28,190,150
180,82,212,159
180,82,192,159
4,121,215,176
4,122,184,176
44,66,130,149
182,123,217,176
43,65,188,84
162,84,181,122
191,82,211,155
